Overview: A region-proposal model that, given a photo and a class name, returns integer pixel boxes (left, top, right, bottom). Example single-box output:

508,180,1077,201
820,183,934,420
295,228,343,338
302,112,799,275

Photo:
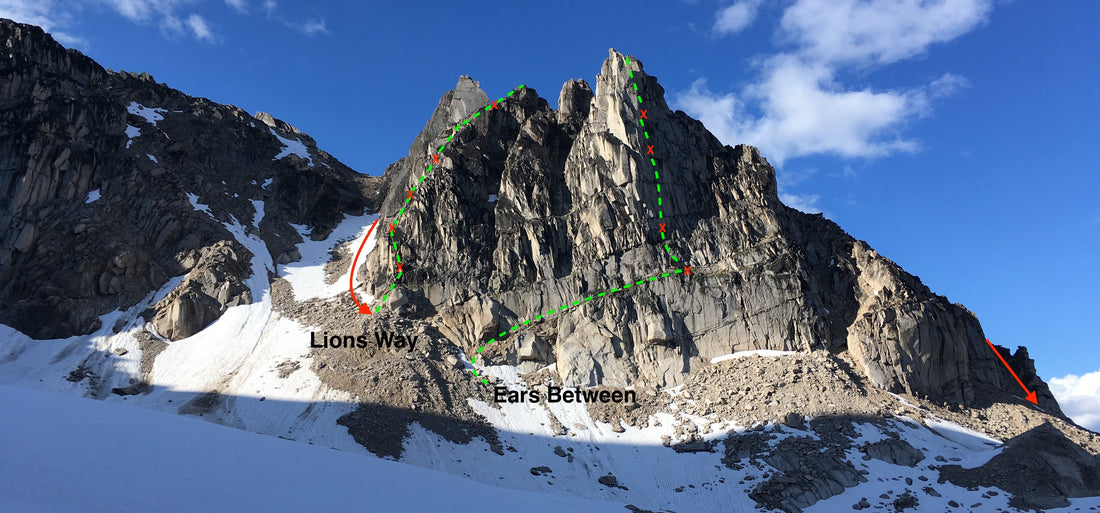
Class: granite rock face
0,19,375,340
148,241,253,340
358,48,1058,409
0,16,1060,414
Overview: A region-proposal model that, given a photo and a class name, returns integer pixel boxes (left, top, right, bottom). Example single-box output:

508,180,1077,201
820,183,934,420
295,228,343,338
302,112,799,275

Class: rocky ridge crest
358,48,1058,413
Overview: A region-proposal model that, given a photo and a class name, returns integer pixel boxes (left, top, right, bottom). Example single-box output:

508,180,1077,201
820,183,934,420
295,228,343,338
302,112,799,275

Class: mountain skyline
2,12,1100,510
5,2,1096,396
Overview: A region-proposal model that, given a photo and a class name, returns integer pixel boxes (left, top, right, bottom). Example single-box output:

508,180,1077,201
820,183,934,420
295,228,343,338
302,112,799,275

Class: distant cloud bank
1050,369,1100,432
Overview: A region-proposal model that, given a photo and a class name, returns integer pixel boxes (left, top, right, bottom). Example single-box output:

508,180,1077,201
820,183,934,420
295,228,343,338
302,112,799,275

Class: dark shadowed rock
598,473,627,490
861,438,925,467
938,422,1100,510
0,18,375,339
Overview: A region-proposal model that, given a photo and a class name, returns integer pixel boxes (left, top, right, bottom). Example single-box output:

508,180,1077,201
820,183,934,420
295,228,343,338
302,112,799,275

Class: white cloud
0,0,85,46
779,193,822,214
104,0,183,22
777,167,817,188
780,0,992,66
928,72,970,98
1049,370,1100,432
254,1,327,36
287,18,327,36
677,63,923,164
674,78,740,143
17,0,315,44
679,0,991,164
753,55,928,161
776,169,826,215
713,0,762,36
185,13,214,42
225,0,247,14
160,12,215,42
103,0,152,21
100,1,220,43
159,13,183,37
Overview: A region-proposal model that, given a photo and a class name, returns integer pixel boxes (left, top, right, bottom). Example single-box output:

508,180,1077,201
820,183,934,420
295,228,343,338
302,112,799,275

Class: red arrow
349,219,380,314
985,338,1038,405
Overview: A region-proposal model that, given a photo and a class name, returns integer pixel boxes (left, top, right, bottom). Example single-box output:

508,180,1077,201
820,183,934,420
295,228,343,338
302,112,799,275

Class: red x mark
491,100,498,110
389,223,396,234
659,223,666,233
646,145,654,155
640,109,648,119
407,190,414,200
684,266,692,276
397,263,404,272
432,154,440,164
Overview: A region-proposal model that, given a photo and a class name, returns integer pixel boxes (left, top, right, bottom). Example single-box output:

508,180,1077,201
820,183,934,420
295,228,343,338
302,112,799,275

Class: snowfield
281,213,380,302
0,385,624,513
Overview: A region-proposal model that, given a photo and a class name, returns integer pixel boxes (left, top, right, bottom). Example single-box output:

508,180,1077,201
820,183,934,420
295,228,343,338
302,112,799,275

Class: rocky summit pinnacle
356,48,1058,412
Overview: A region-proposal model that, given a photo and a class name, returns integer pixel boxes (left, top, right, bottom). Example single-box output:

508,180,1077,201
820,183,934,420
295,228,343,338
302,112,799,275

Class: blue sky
4,1,1098,390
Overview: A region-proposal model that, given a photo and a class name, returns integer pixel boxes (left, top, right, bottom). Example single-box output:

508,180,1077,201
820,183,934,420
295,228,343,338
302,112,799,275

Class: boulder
152,287,222,340
860,438,925,467
515,333,550,363
939,423,1100,510
13,223,36,252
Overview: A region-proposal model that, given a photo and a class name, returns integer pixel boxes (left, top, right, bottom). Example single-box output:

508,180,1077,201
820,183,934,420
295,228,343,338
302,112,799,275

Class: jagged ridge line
468,57,694,385
371,85,526,309
467,268,687,385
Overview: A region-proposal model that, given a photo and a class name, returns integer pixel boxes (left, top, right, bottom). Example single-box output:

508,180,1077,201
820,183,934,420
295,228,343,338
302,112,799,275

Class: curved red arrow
985,338,1038,405
349,219,380,314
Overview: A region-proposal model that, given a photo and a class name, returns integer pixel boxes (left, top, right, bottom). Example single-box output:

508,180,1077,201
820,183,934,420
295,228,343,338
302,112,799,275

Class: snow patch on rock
127,101,166,125
710,350,796,364
125,124,140,148
270,128,314,166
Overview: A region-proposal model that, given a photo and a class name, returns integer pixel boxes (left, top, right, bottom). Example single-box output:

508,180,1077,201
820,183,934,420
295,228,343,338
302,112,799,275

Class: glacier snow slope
0,385,624,513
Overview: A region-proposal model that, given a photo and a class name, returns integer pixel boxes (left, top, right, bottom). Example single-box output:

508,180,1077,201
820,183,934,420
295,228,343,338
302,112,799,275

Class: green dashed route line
371,85,526,311
469,268,688,385
467,56,692,385
627,56,681,264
